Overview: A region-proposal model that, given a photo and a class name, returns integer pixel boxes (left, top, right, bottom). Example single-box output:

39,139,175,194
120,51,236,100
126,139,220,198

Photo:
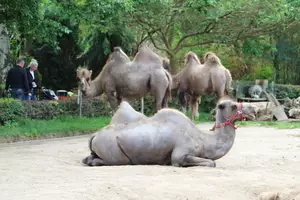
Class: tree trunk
169,55,182,74
0,23,12,84
19,37,33,56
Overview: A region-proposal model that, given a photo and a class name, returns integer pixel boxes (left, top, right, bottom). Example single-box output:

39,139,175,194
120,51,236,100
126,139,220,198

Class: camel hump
110,101,147,125
184,51,201,65
204,52,221,65
113,46,123,52
108,46,130,63
133,45,162,65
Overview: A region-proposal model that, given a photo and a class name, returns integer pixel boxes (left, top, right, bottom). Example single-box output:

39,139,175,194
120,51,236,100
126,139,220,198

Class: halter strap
214,103,245,130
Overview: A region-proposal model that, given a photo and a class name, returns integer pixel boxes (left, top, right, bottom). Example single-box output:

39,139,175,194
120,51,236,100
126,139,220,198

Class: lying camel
82,96,256,167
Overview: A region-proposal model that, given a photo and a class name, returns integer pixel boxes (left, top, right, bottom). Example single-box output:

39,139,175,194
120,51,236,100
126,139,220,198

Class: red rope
215,103,245,130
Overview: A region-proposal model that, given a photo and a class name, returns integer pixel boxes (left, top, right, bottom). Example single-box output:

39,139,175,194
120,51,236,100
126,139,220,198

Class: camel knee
87,158,104,166
82,154,96,165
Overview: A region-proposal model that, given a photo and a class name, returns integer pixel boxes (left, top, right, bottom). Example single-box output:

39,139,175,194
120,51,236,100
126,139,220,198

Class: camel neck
86,79,103,97
204,113,236,160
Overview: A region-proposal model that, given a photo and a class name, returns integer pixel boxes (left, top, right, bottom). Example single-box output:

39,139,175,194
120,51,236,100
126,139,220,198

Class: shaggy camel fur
82,96,256,167
178,51,232,121
77,46,172,112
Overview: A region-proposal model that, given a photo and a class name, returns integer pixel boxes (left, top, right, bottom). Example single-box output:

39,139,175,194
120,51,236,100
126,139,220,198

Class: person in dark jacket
25,59,40,100
5,57,31,101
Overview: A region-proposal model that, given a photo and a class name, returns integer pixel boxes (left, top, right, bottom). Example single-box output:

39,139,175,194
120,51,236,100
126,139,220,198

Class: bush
0,92,218,125
273,84,300,99
0,98,25,125
23,98,112,120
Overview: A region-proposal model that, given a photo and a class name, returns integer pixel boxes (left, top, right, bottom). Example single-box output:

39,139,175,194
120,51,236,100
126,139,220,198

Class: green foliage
241,65,274,81
0,98,25,125
0,116,110,138
273,84,300,99
242,38,273,57
22,98,112,120
127,0,297,72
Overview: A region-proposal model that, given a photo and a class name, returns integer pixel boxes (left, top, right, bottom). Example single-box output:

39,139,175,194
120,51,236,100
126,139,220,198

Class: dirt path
0,123,299,200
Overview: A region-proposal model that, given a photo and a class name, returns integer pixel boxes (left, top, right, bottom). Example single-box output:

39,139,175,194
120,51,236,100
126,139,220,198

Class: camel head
76,66,92,94
162,58,171,72
216,96,256,124
184,51,201,66
203,52,221,65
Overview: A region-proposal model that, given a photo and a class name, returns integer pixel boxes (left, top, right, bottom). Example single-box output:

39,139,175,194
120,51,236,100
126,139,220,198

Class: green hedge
273,84,300,99
0,93,217,125
0,98,25,125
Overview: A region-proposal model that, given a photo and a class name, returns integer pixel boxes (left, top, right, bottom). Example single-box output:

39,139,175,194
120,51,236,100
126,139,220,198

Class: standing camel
177,51,232,121
76,46,172,113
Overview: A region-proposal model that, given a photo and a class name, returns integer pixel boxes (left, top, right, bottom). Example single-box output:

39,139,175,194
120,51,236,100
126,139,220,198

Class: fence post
141,97,144,114
77,86,83,118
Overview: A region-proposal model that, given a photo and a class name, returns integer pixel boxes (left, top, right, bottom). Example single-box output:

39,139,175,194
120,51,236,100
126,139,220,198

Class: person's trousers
24,88,37,101
10,88,25,101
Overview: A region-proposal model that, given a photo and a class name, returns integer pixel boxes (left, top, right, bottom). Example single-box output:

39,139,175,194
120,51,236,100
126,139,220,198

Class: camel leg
171,151,216,167
181,155,216,167
82,153,104,166
179,91,187,114
107,91,119,113
87,157,105,166
194,97,201,118
190,96,199,121
82,154,95,165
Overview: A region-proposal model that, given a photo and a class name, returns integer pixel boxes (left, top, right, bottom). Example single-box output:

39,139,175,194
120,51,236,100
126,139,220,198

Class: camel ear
89,70,92,76
218,103,225,110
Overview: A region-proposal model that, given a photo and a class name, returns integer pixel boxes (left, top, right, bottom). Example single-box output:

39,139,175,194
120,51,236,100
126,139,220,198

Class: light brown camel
77,46,172,113
82,96,256,167
178,51,232,121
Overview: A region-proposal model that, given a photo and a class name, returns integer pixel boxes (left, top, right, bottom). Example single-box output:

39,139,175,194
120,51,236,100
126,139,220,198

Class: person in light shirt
25,59,40,100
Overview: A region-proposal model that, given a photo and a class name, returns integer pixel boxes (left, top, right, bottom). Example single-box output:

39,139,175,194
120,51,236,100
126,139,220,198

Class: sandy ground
0,123,300,200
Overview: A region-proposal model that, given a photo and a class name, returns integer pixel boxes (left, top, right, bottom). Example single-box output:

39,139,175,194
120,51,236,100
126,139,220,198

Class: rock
288,108,300,119
258,191,280,200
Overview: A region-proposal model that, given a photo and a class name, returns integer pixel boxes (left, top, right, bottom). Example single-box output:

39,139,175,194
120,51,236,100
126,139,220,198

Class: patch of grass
0,116,110,137
187,112,214,123
236,120,300,129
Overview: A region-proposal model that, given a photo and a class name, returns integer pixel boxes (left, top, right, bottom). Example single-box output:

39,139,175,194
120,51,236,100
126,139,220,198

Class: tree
127,0,297,73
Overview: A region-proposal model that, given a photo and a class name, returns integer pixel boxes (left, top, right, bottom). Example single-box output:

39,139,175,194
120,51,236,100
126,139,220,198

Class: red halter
214,103,245,130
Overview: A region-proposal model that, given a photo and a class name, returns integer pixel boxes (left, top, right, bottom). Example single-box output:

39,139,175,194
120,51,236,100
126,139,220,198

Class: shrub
273,84,300,99
22,98,112,119
0,93,218,125
0,98,25,125
23,100,64,120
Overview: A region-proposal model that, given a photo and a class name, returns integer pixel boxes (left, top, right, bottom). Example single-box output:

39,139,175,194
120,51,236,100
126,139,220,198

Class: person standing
5,57,31,101
25,59,40,100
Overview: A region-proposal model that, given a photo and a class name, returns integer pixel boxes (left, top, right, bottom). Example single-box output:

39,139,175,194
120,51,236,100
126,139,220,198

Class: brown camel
177,51,232,121
76,46,172,112
162,59,202,118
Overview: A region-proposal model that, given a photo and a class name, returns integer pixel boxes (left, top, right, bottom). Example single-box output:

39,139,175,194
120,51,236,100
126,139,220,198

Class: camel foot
173,154,216,167
82,154,94,165
82,153,104,166
87,158,104,166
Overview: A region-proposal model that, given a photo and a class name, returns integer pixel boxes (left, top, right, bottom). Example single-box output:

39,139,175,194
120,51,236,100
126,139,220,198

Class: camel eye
231,104,237,110
218,104,225,110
